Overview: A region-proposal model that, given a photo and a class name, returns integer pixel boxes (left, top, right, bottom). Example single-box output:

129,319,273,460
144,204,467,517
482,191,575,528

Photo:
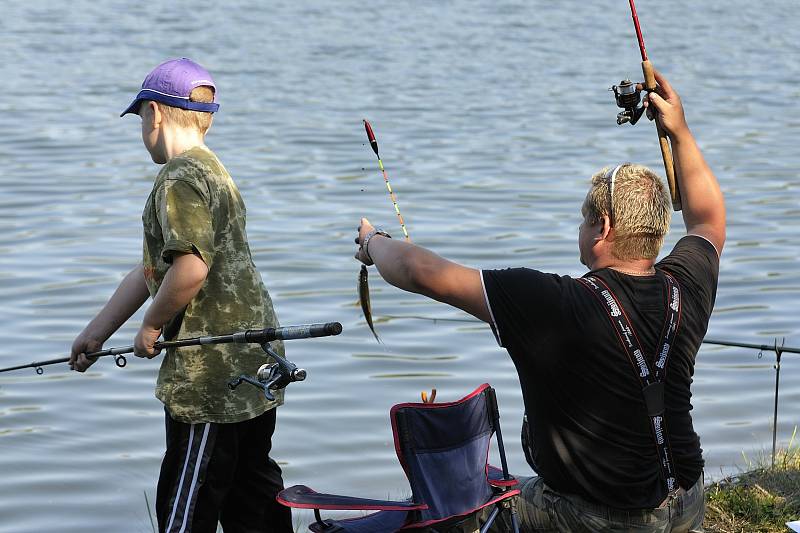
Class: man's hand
641,69,725,253
354,217,377,266
70,332,104,372
134,324,162,359
643,70,689,138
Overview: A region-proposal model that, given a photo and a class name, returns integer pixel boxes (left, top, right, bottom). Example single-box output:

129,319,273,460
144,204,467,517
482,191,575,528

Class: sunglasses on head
604,164,624,225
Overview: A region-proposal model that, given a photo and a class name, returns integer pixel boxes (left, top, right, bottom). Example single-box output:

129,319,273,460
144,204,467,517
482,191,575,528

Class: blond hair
155,86,215,134
583,163,671,260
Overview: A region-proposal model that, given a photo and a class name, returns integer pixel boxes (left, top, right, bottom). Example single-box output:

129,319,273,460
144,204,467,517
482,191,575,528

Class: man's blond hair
155,86,215,134
583,163,671,260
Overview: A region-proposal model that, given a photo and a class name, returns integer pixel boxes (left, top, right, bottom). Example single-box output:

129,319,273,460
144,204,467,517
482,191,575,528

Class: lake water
1,1,798,531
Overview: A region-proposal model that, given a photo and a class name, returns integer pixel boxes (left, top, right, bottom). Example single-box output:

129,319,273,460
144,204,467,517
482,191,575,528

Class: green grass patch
704,427,800,532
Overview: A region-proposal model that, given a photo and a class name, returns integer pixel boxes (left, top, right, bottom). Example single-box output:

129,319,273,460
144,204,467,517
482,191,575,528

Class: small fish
359,264,381,343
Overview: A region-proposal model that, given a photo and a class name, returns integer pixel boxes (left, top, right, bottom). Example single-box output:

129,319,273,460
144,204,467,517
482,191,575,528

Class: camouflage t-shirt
142,145,284,424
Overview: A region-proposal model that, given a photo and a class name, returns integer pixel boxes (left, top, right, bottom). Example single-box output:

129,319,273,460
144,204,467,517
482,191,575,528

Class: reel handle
227,343,307,401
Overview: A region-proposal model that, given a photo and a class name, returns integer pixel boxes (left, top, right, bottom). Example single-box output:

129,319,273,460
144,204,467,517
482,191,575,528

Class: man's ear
599,216,614,242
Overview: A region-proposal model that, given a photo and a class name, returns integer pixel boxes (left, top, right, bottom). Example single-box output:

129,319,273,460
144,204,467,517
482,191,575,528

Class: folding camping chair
277,383,521,533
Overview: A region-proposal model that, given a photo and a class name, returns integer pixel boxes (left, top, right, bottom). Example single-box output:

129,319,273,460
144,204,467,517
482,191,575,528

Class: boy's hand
70,333,104,372
642,69,689,138
134,324,162,359
354,217,376,266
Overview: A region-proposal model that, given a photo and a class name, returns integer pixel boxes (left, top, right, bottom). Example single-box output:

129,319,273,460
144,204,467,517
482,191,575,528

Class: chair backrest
389,383,498,526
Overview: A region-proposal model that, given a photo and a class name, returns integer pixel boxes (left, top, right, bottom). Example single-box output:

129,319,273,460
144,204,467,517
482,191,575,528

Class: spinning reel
610,79,650,126
228,343,307,401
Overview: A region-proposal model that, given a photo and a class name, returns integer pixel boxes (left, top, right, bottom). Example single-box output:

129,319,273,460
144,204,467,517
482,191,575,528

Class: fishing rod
703,338,800,355
610,0,681,211
358,120,412,343
373,312,797,467
707,336,794,467
0,322,343,375
375,314,800,356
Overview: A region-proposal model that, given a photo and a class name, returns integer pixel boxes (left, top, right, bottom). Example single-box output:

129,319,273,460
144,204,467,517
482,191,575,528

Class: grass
704,427,800,532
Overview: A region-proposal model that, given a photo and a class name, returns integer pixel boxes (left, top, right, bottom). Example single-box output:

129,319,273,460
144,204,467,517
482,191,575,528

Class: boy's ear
150,102,162,128
142,101,161,128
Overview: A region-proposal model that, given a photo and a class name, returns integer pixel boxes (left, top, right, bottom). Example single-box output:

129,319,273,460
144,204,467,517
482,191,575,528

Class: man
354,70,724,532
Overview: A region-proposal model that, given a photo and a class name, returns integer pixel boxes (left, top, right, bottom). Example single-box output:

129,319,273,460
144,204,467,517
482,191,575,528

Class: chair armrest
277,485,428,511
487,465,518,488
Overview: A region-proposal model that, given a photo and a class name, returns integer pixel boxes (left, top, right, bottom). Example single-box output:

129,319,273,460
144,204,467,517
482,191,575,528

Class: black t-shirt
482,235,719,509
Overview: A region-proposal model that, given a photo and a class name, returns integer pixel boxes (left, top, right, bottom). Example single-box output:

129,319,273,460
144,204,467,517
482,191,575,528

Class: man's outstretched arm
647,70,726,254
355,218,491,323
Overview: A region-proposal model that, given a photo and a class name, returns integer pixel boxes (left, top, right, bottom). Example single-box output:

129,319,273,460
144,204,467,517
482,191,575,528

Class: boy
70,58,293,533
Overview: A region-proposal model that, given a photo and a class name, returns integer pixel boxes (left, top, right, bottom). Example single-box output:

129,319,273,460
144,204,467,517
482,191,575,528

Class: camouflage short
508,475,705,533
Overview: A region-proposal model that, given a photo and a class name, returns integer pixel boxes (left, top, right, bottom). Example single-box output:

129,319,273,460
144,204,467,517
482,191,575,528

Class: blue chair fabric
277,383,520,532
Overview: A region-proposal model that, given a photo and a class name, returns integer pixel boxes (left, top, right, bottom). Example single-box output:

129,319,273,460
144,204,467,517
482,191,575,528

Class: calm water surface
1,1,799,531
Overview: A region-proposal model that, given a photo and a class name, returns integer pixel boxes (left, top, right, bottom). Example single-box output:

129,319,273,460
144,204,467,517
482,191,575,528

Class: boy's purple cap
120,58,219,117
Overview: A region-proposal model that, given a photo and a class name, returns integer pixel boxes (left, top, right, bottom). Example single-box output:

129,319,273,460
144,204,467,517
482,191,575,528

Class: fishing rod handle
243,322,343,343
657,126,681,211
641,59,682,211
156,322,343,349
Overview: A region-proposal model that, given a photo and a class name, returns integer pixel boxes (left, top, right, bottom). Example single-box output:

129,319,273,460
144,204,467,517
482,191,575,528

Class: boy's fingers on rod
651,68,674,95
647,91,667,110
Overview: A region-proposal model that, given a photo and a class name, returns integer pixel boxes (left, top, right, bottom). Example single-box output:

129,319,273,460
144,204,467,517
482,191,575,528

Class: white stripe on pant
165,423,211,533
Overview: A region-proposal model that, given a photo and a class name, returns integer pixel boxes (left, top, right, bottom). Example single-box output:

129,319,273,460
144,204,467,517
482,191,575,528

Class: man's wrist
668,125,692,144
363,229,392,263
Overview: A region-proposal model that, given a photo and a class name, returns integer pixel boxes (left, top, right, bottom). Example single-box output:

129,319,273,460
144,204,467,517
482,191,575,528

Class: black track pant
156,408,293,533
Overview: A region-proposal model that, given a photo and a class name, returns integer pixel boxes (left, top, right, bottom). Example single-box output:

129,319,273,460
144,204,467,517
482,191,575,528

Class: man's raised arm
647,70,726,254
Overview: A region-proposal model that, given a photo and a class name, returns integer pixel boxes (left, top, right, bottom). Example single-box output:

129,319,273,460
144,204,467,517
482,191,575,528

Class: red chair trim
400,489,521,530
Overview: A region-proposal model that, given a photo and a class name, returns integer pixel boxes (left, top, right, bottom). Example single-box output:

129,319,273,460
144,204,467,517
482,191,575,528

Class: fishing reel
610,79,649,126
228,343,307,401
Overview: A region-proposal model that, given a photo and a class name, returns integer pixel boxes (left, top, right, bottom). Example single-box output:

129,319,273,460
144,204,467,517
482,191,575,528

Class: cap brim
120,91,219,117
120,97,143,117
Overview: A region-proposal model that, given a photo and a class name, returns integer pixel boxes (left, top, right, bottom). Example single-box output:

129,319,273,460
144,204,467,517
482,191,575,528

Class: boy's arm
70,263,151,372
355,218,491,323
647,70,726,254
134,252,209,357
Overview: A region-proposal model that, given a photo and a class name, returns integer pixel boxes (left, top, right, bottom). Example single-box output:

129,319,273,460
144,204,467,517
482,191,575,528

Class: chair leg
509,507,520,533
479,506,500,533
507,496,520,533
479,499,520,533
313,508,344,532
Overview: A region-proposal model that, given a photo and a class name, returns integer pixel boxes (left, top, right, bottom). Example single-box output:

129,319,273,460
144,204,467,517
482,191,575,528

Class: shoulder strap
576,272,682,493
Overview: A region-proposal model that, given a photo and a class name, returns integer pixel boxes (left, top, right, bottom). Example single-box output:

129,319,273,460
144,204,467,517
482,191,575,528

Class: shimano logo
601,290,622,317
670,286,680,312
653,415,664,444
634,349,648,377
620,323,634,348
584,277,600,289
656,343,670,369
